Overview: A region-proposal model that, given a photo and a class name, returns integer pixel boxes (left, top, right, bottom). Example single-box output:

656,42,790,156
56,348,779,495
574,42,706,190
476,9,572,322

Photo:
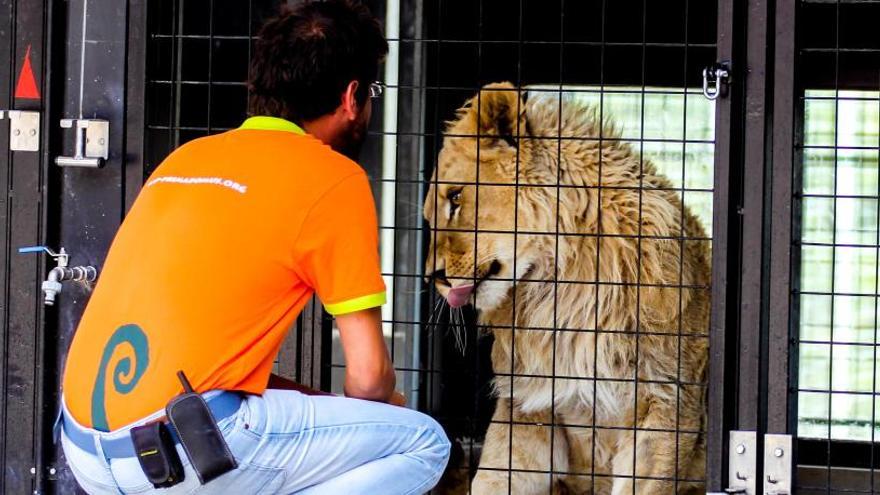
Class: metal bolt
774,447,784,458
30,467,36,474
28,129,36,136
736,443,746,454
13,129,20,136
99,138,106,145
48,467,56,475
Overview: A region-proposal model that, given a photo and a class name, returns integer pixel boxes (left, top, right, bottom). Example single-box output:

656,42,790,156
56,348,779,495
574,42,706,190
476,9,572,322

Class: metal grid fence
145,0,273,173
794,0,880,493
144,0,717,493
433,4,710,493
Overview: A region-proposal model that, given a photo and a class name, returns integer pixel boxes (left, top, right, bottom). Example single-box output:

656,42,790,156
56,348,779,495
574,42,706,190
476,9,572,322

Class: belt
62,392,243,459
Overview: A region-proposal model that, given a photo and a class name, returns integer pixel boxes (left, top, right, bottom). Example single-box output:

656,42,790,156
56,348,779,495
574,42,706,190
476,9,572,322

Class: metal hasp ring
703,62,731,101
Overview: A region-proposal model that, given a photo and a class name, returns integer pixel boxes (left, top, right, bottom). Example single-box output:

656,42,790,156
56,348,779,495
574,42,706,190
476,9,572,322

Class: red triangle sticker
15,45,40,100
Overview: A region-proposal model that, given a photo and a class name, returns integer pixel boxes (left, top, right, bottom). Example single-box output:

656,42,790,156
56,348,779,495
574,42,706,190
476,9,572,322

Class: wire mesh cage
416,2,716,493
794,1,880,493
143,0,718,493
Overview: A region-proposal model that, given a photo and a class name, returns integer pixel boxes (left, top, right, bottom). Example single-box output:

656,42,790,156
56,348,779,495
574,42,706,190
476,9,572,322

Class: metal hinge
764,434,792,495
728,430,757,495
708,432,792,495
0,110,41,152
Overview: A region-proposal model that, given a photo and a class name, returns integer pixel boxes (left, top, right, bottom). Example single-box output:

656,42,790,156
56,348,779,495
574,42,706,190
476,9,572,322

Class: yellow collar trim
239,116,305,135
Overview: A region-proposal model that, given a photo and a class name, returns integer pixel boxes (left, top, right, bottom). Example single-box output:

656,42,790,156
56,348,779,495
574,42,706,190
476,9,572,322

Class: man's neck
301,115,340,150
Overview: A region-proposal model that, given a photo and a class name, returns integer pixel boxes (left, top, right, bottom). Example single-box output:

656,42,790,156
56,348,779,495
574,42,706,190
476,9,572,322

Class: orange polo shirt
62,116,386,431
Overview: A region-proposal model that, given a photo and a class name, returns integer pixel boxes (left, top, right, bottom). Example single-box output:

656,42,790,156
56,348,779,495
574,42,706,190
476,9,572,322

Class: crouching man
59,1,450,493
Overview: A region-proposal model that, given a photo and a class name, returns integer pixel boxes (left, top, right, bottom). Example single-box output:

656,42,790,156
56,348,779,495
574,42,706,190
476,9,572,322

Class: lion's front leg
608,386,704,495
472,398,570,495
555,414,595,494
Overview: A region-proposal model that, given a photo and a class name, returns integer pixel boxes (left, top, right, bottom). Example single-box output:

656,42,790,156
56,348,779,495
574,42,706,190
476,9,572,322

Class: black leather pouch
166,372,237,484
130,421,185,488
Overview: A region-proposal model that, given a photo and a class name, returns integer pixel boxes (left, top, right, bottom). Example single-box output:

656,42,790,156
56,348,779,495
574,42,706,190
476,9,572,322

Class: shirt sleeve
292,172,386,316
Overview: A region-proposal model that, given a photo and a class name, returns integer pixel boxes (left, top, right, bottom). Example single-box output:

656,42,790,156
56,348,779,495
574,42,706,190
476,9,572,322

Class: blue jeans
61,390,451,494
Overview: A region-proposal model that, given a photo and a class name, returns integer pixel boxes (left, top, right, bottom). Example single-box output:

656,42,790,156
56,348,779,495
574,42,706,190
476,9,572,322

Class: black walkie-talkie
130,419,185,488
165,371,238,484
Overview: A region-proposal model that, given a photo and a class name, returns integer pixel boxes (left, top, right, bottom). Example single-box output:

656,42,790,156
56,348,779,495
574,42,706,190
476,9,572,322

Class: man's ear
340,80,361,121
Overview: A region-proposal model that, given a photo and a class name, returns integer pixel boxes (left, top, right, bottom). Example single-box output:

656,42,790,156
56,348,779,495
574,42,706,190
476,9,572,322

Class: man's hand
336,307,396,402
388,391,407,407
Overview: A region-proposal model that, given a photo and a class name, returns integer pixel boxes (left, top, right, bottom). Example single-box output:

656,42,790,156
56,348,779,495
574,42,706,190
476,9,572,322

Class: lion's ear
476,82,528,148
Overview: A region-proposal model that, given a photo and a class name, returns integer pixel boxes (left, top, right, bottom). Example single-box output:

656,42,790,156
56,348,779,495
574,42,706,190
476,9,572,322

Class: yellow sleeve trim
324,291,387,316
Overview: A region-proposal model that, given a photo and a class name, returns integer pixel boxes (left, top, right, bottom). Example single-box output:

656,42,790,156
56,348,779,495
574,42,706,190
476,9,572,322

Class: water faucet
18,246,98,306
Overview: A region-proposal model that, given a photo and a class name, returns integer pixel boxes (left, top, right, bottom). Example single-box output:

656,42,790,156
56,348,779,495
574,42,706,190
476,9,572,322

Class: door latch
55,118,109,168
703,62,731,100
0,110,41,152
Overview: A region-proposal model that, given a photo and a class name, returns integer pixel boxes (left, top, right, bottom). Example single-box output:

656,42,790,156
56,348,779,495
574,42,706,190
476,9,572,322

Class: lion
423,83,710,495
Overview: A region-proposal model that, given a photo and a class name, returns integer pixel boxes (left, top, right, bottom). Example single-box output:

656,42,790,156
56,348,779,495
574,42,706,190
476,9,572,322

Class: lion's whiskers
457,308,468,354
426,295,443,332
448,306,467,355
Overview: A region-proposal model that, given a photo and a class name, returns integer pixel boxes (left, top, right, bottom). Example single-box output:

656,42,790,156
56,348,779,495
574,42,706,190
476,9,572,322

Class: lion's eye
447,189,463,215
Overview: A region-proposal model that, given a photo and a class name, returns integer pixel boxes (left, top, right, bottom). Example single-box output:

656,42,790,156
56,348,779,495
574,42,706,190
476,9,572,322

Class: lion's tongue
446,284,475,308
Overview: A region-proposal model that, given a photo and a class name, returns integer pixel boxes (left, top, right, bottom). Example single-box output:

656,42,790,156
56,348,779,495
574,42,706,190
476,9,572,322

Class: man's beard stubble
336,118,368,160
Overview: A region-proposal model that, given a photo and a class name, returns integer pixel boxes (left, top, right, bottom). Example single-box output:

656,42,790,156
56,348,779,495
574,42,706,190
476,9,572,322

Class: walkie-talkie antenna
177,370,195,394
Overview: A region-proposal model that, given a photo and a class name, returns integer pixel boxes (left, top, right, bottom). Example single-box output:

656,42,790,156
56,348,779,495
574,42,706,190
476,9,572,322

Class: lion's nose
487,260,502,278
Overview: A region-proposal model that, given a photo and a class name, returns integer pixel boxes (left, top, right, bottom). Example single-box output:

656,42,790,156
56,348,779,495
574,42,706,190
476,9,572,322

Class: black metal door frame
767,0,797,440
707,0,801,491
0,0,60,492
706,0,740,490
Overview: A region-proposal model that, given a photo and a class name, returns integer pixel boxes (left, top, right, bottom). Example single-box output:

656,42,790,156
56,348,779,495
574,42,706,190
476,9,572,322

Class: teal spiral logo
91,324,149,431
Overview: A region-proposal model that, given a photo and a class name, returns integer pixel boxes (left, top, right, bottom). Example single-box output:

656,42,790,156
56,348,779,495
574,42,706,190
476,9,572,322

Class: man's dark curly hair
248,0,388,124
